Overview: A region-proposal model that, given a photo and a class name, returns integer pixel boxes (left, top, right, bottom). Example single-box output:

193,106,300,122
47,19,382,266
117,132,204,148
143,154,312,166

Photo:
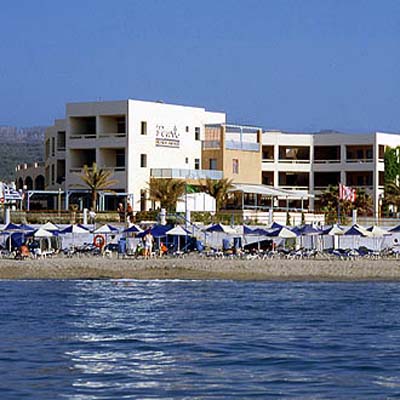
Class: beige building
202,124,262,184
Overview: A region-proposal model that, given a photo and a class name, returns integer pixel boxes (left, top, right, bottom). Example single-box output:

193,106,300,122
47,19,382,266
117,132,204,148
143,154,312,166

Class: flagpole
338,183,341,225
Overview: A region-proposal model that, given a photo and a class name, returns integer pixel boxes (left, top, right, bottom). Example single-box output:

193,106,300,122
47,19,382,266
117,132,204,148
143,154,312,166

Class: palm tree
319,185,373,224
319,185,352,224
384,180,400,210
201,177,233,212
77,163,118,210
147,178,186,211
353,189,373,216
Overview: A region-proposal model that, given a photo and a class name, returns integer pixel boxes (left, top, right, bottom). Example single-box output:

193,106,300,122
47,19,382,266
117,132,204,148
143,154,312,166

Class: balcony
345,158,373,164
225,140,260,152
346,145,373,164
202,140,221,150
278,146,310,164
68,166,126,190
314,159,340,164
150,168,223,180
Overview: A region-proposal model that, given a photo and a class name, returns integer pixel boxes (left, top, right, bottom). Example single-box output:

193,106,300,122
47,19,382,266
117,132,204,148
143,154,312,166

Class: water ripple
1,280,400,398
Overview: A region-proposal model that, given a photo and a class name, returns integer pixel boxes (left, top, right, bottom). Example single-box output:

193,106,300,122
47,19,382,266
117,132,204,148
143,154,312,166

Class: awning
229,183,312,200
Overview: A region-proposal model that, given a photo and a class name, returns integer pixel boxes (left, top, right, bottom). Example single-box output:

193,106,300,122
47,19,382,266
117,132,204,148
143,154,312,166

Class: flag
339,183,356,203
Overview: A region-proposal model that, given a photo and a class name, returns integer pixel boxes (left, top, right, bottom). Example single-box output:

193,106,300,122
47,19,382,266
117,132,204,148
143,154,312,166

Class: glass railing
202,140,221,149
225,140,260,151
151,168,223,180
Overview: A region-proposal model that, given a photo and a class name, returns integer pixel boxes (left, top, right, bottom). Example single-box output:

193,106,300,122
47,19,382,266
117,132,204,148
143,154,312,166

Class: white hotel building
44,99,226,211
262,130,400,218
15,98,400,220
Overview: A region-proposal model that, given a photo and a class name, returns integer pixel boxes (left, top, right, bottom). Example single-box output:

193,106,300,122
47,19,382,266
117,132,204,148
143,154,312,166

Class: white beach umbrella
34,228,54,238
266,226,297,239
366,226,391,237
93,224,119,234
166,226,191,252
41,222,60,231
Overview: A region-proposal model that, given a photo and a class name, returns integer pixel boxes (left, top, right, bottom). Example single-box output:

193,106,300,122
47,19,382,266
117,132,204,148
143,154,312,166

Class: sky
0,0,399,132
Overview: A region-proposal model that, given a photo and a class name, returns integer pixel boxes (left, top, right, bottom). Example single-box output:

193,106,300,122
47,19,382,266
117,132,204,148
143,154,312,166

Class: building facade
15,98,400,220
45,99,226,211
262,130,400,217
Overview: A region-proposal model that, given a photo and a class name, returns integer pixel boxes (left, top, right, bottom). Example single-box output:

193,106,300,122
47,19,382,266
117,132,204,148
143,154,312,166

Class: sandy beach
0,256,400,281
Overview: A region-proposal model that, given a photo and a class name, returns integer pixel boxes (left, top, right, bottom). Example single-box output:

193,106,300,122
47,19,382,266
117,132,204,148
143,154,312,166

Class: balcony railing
314,159,340,164
202,140,221,150
346,158,373,163
278,159,310,164
70,134,96,140
279,185,309,191
69,166,126,174
151,168,223,180
98,133,126,138
225,140,260,152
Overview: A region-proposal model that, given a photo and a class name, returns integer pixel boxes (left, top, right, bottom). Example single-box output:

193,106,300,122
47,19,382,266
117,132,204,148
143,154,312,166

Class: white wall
127,99,226,211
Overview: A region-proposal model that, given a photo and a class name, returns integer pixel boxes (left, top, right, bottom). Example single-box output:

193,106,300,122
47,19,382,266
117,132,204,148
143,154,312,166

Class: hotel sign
155,124,180,148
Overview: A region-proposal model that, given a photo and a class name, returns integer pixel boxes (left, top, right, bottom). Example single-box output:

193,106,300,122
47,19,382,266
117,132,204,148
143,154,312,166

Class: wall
127,99,226,211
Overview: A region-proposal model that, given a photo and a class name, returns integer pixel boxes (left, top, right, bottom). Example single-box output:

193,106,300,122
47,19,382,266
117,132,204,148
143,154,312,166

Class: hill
0,126,46,181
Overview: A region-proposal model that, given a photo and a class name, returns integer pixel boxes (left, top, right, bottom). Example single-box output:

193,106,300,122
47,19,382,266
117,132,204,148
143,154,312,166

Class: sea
1,279,400,399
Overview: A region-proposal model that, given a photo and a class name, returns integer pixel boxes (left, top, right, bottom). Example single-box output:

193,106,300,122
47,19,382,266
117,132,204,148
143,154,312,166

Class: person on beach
117,203,125,222
143,232,154,259
126,201,134,224
159,242,168,257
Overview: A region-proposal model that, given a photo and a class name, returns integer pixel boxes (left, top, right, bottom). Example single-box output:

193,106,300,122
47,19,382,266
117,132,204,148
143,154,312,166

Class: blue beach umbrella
123,224,143,234
390,225,400,233
59,224,89,234
292,224,321,236
137,225,173,239
205,223,235,234
266,226,298,239
2,223,22,231
19,223,35,231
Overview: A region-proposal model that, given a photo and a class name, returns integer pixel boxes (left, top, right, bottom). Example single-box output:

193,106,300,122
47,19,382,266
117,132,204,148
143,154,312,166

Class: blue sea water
1,280,400,399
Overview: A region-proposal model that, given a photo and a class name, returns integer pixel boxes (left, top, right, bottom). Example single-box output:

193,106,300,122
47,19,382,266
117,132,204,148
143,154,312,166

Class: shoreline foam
0,257,400,281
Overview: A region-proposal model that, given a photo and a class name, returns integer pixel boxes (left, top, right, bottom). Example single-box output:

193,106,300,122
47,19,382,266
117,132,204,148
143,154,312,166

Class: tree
147,178,186,212
384,180,400,211
383,147,400,216
353,188,373,216
201,177,234,212
319,185,373,224
77,163,118,210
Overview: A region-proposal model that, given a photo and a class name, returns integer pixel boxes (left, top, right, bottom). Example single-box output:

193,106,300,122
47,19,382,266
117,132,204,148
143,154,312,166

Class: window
45,139,50,159
57,131,66,150
209,158,217,170
194,158,200,170
186,126,189,133
117,118,126,133
140,154,147,168
195,127,200,141
185,157,189,164
51,138,55,157
116,149,125,168
51,164,55,185
141,121,147,135
140,189,147,211
232,159,239,174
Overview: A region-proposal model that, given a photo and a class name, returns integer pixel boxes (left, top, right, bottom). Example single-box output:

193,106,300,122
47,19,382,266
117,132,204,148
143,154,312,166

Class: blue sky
1,0,399,132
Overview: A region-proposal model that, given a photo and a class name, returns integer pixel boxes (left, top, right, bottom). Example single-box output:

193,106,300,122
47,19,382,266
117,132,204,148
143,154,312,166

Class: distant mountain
0,126,46,181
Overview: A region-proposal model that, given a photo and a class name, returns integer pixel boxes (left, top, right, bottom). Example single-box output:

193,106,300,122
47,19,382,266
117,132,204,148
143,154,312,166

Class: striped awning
229,183,312,199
